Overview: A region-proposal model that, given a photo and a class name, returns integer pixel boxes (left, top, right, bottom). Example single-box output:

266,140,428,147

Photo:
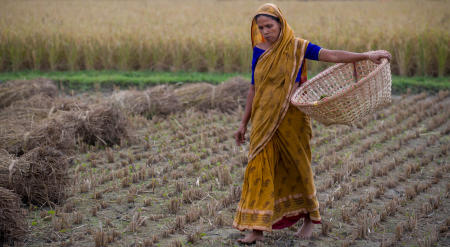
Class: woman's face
256,15,281,44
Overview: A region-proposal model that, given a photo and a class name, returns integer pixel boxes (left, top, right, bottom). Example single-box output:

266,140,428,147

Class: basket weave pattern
291,59,392,126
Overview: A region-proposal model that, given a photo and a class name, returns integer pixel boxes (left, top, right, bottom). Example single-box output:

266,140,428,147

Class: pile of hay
0,78,58,109
0,121,29,156
173,77,249,112
174,82,215,111
0,94,58,155
21,111,80,154
50,96,90,112
0,93,93,155
146,85,180,115
111,84,179,117
111,77,249,117
1,77,247,155
0,97,129,155
22,101,130,153
76,101,130,146
214,76,249,112
0,93,93,127
0,187,28,244
0,93,91,123
0,147,70,206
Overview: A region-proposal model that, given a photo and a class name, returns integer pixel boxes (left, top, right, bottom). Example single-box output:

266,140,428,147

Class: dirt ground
6,90,450,247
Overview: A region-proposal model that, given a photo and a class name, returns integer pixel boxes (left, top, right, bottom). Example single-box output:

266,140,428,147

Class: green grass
390,76,450,94
0,70,247,91
0,70,448,93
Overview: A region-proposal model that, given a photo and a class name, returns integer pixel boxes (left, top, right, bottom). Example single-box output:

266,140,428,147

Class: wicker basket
291,58,392,126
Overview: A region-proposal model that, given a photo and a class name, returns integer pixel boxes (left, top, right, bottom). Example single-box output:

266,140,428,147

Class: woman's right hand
366,50,392,64
234,124,247,146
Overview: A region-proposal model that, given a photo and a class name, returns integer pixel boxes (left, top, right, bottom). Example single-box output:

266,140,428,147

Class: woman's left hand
365,50,392,64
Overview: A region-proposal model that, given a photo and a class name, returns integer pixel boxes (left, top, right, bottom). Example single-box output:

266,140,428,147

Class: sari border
236,206,273,215
236,206,320,215
233,207,322,232
275,192,302,204
290,38,299,79
236,191,318,215
232,221,272,232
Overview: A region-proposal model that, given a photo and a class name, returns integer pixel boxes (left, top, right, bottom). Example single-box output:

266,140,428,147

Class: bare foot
237,230,264,245
295,217,314,239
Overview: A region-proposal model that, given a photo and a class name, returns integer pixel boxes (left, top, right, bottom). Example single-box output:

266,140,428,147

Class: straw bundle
214,76,249,112
21,111,80,154
173,77,249,112
76,101,130,146
0,93,97,155
0,147,70,206
111,84,179,117
145,85,180,115
0,78,58,109
111,90,144,114
0,94,90,127
112,89,160,116
110,77,249,117
0,94,56,127
0,121,30,156
174,83,215,111
22,102,130,153
0,187,28,244
50,96,90,112
0,94,56,155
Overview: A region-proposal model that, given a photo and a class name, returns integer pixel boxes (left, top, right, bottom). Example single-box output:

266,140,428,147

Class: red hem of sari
272,213,321,229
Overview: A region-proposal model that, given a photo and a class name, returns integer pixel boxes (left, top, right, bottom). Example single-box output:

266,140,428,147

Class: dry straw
173,76,250,112
0,93,58,155
111,76,249,116
174,83,215,111
0,78,58,109
214,76,250,112
23,101,130,153
291,59,392,126
0,80,90,154
0,93,130,155
0,76,247,156
0,187,28,244
171,77,249,113
111,84,179,117
0,147,70,206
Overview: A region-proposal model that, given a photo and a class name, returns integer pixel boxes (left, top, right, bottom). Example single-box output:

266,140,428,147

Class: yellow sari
233,3,321,232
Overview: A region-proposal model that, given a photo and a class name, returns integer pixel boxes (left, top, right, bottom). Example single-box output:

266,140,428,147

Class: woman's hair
255,14,280,23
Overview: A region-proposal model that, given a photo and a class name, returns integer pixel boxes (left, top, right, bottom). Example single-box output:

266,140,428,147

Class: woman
233,3,391,244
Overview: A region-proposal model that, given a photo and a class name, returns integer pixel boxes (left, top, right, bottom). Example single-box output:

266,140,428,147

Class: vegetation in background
0,70,242,91
0,70,448,93
0,0,448,76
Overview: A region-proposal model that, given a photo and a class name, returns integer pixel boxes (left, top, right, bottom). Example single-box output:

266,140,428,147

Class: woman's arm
319,49,391,64
234,84,255,146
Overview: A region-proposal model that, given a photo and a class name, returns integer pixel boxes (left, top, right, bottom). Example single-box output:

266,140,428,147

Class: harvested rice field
0,78,449,247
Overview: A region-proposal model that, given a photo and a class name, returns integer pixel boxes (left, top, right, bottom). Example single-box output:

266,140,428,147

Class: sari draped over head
233,3,321,232
248,3,309,162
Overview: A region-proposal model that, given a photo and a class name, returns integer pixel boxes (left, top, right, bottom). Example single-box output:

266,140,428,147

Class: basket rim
291,58,390,107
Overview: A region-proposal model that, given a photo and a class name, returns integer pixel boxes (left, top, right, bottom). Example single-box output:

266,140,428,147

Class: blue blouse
251,42,322,84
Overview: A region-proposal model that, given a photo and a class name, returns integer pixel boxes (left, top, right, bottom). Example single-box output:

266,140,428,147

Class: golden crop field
0,0,449,76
